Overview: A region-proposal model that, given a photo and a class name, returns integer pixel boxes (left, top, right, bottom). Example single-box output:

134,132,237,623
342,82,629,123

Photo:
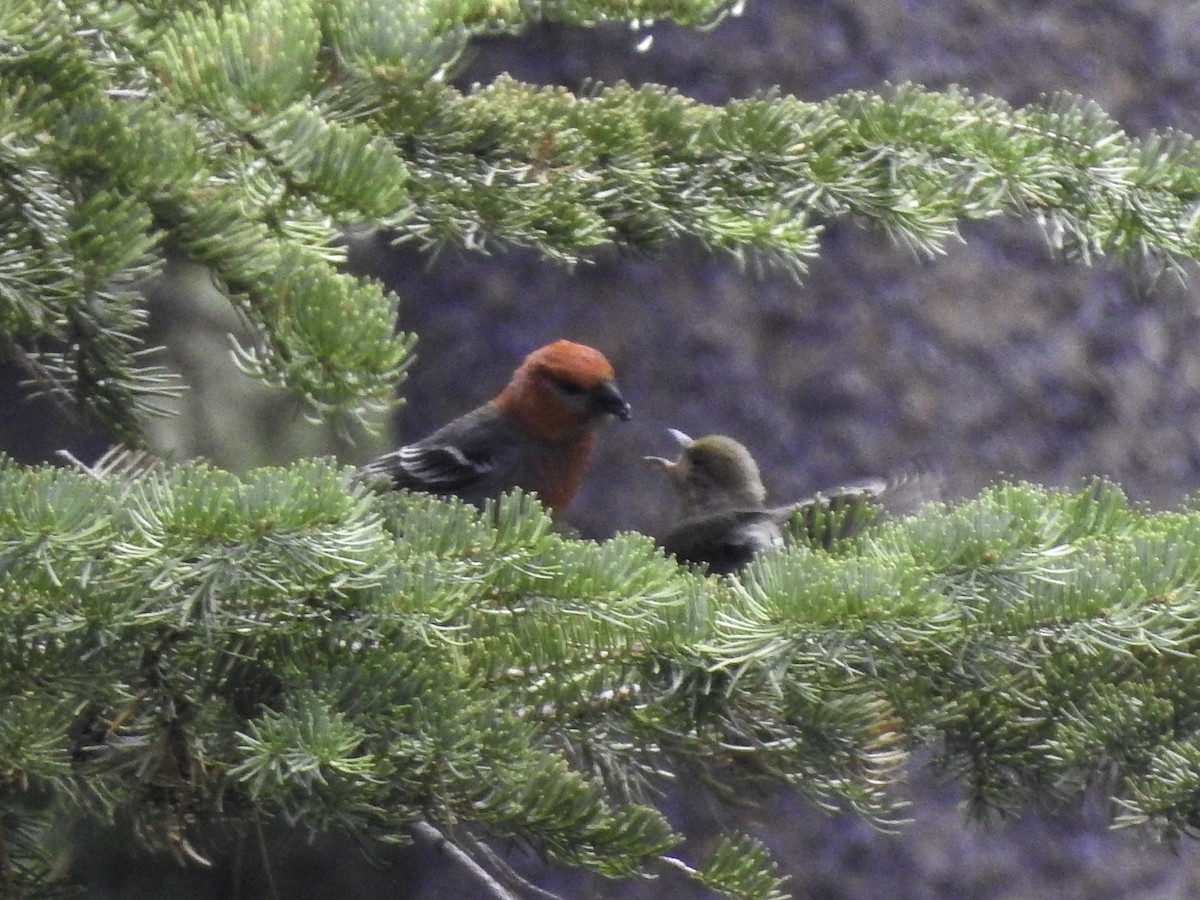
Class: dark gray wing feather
358,404,520,500
661,509,784,575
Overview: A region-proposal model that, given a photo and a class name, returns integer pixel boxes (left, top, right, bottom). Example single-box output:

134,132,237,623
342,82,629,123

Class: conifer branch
7,2,1200,897
6,3,1200,433
4,455,1200,897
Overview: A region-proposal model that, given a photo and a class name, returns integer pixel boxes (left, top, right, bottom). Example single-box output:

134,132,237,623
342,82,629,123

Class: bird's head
646,430,768,513
497,340,631,442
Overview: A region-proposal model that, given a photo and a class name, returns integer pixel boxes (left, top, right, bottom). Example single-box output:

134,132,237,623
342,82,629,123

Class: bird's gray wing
786,481,885,548
662,509,783,575
358,405,519,498
786,470,940,547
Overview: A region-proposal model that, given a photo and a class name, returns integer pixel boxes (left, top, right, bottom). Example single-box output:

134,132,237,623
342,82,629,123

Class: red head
495,340,631,444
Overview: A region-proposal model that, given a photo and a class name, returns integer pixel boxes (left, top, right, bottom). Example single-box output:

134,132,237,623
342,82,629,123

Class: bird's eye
551,377,588,397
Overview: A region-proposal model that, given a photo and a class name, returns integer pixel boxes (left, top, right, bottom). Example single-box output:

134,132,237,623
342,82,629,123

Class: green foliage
10,0,1200,896
6,0,1200,435
9,455,1200,895
0,454,785,896
690,833,789,900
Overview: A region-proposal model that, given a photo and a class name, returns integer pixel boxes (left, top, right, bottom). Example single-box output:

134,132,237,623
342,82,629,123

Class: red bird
360,340,631,514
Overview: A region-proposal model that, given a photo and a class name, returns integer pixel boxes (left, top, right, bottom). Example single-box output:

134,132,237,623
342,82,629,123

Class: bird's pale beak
643,428,693,472
643,455,677,469
667,428,693,448
592,380,632,421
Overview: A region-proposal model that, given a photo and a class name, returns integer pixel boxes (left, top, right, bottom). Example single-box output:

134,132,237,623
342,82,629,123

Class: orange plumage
360,340,630,514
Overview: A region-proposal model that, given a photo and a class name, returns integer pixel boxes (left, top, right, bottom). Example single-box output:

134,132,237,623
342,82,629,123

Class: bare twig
462,830,568,900
409,821,521,900
255,816,280,900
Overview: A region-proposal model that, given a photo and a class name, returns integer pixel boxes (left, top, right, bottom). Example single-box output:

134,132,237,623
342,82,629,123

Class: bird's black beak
592,380,631,421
